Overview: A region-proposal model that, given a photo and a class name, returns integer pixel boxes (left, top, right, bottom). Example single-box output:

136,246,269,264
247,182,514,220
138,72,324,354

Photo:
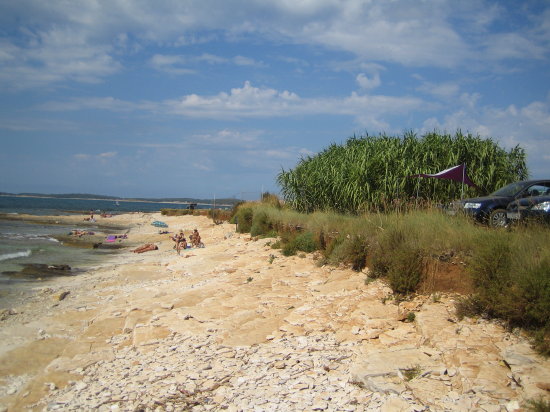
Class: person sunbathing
133,244,158,253
191,229,203,247
176,235,187,255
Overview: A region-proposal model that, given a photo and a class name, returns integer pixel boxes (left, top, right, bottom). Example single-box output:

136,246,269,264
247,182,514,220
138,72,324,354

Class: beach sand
0,213,548,411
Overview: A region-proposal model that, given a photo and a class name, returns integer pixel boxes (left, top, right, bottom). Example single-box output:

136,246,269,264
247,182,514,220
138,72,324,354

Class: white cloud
482,32,547,61
356,73,381,90
99,152,117,158
73,151,118,162
0,26,120,89
232,55,262,66
149,52,262,75
166,81,300,118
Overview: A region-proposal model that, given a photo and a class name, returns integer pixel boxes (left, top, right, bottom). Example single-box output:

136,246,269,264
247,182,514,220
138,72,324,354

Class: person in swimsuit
176,234,187,255
133,244,158,253
191,229,202,247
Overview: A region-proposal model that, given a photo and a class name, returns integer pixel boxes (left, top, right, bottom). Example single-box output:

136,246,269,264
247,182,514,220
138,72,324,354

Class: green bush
387,246,425,294
525,397,550,412
371,227,407,278
455,295,484,320
229,201,245,218
282,231,318,256
261,192,282,208
532,328,550,358
208,208,232,222
466,234,524,323
464,231,550,333
250,210,273,237
328,235,369,271
232,207,254,233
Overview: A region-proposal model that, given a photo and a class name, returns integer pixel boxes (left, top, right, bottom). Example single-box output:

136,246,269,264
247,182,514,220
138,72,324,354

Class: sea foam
0,249,32,262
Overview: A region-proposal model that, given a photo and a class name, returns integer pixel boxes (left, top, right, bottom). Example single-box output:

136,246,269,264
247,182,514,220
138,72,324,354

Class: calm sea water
0,195,221,215
0,195,212,308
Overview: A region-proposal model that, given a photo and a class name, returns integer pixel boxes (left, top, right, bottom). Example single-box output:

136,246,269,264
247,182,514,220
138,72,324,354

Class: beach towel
151,221,168,228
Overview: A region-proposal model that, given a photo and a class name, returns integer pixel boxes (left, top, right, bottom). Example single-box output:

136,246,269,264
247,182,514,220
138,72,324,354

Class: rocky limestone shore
0,213,549,411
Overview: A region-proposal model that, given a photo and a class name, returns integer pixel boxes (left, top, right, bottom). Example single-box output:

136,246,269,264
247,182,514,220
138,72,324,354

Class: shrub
328,235,369,271
208,208,231,222
455,295,484,320
229,201,245,218
232,206,254,233
261,192,282,208
387,246,425,294
371,227,407,278
525,397,550,412
464,230,550,335
250,210,273,237
468,235,514,317
282,231,318,256
517,258,550,329
532,328,550,358
402,365,421,381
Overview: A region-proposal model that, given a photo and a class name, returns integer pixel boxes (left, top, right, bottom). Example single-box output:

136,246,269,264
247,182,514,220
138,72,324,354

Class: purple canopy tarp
410,164,477,187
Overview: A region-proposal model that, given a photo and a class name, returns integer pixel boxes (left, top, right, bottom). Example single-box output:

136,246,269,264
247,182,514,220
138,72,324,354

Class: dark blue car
448,180,550,227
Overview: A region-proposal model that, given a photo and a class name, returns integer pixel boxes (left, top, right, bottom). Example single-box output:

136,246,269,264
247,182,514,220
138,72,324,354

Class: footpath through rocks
0,214,549,411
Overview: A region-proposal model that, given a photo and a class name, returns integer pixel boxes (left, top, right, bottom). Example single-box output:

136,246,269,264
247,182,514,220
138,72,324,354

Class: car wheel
489,208,507,227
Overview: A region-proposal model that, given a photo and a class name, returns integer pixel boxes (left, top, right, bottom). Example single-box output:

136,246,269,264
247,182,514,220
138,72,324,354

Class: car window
491,181,529,197
526,183,550,197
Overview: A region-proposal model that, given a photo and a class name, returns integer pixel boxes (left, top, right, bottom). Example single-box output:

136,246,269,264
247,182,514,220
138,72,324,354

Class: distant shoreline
0,194,233,207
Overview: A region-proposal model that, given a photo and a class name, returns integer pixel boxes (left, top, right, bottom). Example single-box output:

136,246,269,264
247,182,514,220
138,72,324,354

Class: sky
0,0,549,200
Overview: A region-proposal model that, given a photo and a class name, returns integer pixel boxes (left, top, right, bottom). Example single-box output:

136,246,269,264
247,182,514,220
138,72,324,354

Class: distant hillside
0,192,242,206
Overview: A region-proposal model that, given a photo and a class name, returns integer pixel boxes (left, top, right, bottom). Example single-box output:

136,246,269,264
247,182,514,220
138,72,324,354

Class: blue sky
0,0,549,199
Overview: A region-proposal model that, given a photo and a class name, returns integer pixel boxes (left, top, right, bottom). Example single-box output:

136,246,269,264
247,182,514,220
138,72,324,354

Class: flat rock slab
350,346,441,394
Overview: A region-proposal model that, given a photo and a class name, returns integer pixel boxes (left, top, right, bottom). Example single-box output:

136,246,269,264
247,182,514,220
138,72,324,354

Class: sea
0,195,219,309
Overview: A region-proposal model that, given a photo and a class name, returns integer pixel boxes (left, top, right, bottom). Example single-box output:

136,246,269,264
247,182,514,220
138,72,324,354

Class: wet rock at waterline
2,263,74,279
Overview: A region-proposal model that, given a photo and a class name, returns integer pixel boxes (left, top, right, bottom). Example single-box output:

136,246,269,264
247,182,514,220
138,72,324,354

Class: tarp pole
416,177,420,208
461,163,465,200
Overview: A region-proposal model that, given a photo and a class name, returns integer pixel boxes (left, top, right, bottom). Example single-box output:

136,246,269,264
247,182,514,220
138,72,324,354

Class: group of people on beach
171,229,202,255
133,228,202,255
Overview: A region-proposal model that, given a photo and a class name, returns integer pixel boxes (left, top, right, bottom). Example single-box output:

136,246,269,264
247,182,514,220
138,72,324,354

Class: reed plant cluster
232,200,550,355
277,131,528,213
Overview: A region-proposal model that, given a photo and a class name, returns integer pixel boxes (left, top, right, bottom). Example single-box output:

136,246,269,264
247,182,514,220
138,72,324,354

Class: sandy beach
0,212,549,411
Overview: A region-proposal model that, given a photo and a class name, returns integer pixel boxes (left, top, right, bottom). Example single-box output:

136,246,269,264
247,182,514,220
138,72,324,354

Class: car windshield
490,181,530,197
